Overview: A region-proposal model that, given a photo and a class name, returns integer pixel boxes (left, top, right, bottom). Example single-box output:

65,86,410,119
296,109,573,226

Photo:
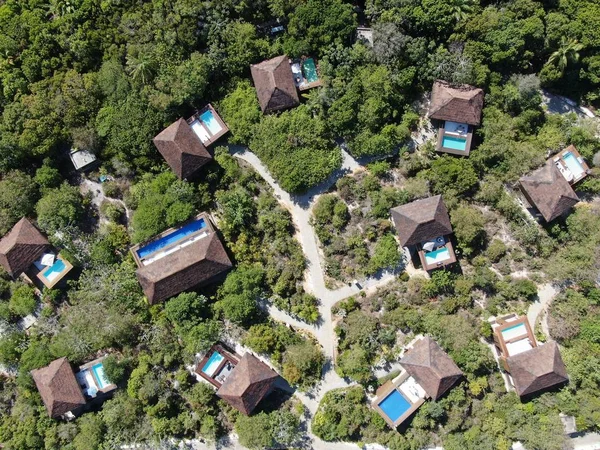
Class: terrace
372,371,426,429
417,235,457,271
131,213,213,267
491,314,537,372
435,120,474,156
194,343,240,388
290,57,322,91
76,356,117,400
27,252,73,289
186,104,229,147
551,145,590,185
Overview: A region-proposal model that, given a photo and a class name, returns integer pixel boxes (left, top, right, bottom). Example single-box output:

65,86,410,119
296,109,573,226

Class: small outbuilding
69,148,98,172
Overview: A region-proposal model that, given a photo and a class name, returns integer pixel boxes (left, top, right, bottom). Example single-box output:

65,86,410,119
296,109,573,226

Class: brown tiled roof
430,80,484,125
0,217,49,278
217,353,279,415
390,195,453,247
507,341,568,397
400,337,463,400
31,357,86,418
250,55,299,114
153,118,212,179
519,163,579,222
136,233,232,304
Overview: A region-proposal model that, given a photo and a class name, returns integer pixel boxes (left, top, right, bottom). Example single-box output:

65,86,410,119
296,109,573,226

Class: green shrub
9,284,37,317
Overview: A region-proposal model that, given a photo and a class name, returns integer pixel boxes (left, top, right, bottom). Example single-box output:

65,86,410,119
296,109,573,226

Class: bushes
367,234,401,274
36,183,85,234
128,172,206,243
250,106,342,194
282,339,324,389
312,194,349,241
8,284,37,317
450,205,487,257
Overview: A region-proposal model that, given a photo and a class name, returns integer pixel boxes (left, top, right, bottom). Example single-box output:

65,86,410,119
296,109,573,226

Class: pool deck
490,314,537,371
550,145,590,185
130,212,215,268
416,238,457,271
24,253,73,289
195,343,240,388
290,57,323,92
77,355,117,397
186,103,229,146
372,371,426,429
435,123,474,156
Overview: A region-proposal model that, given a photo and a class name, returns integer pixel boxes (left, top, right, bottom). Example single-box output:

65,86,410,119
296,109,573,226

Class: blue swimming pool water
43,259,66,280
379,389,411,423
302,58,319,83
92,363,111,389
562,151,585,179
200,110,223,135
501,322,526,338
137,218,206,259
442,135,467,151
424,247,450,265
202,352,224,376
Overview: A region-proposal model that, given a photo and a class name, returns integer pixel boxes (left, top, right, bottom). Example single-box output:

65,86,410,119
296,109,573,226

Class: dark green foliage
0,171,39,235
128,172,205,243
219,81,262,145
102,355,128,385
427,156,478,199
284,0,356,56
282,339,325,389
250,106,342,193
35,183,85,234
215,265,264,326
450,205,487,257
8,284,37,318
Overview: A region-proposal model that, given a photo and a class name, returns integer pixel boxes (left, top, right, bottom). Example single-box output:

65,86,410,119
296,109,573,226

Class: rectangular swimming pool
200,110,223,135
501,322,527,341
43,259,66,281
302,58,319,83
562,151,585,179
379,389,412,423
137,218,206,259
442,135,467,151
424,247,451,265
92,363,111,389
202,352,224,377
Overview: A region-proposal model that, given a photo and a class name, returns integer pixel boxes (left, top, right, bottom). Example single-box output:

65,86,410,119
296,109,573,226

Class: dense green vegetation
0,0,599,448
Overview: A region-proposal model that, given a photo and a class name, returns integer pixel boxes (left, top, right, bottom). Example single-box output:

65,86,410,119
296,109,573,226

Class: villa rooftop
400,336,463,401
0,218,49,278
507,342,568,397
519,162,579,222
31,357,87,418
390,196,456,270
196,344,280,415
491,315,568,397
32,356,117,419
217,353,279,415
130,213,232,304
153,118,212,180
251,55,300,114
430,80,484,126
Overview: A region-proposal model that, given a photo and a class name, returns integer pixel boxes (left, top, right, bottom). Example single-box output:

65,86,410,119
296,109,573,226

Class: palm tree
46,0,75,19
126,54,156,85
449,0,474,23
546,37,584,74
